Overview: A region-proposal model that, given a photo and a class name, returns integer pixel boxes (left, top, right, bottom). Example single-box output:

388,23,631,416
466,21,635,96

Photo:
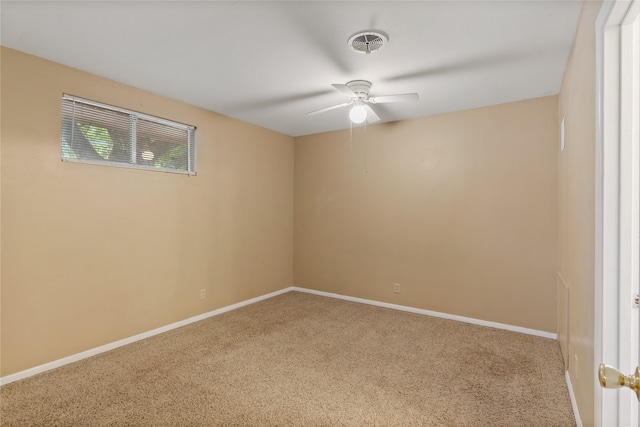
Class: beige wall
294,96,559,333
0,47,294,376
557,1,602,426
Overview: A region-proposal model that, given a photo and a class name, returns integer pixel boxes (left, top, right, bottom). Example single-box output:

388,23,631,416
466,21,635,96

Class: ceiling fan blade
331,84,357,97
306,101,353,116
368,93,419,104
363,104,380,123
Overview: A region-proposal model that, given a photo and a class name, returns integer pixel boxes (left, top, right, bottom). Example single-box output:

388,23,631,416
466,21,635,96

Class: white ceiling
1,0,583,137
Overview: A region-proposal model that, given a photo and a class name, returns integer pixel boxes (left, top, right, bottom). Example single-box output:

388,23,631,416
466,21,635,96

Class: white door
596,1,640,426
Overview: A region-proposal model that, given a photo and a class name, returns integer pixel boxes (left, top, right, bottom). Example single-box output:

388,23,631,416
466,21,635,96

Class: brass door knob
598,364,640,401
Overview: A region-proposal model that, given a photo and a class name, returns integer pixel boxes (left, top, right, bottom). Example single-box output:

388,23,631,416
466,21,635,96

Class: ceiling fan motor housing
346,80,372,98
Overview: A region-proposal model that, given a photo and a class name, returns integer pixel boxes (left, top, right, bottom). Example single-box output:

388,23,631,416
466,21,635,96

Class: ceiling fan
306,80,419,124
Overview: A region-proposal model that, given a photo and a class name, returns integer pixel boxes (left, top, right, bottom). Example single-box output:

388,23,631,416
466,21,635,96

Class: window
61,94,196,174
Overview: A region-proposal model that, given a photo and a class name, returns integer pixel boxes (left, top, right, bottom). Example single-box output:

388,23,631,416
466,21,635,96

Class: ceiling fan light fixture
349,105,367,124
348,30,388,54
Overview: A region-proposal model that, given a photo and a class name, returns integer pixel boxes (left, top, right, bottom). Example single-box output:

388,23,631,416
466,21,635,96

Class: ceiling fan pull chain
363,122,368,175
350,121,353,156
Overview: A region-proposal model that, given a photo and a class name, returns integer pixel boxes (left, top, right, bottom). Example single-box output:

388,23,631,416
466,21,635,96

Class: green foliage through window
79,125,113,160
156,144,188,170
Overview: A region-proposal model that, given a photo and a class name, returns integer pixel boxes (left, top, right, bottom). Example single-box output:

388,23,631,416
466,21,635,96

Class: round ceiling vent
348,30,388,54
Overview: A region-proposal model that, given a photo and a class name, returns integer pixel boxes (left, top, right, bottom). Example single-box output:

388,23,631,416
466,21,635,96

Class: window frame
61,94,197,175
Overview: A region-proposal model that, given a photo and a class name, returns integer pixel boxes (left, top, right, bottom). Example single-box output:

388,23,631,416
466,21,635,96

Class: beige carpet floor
1,291,575,426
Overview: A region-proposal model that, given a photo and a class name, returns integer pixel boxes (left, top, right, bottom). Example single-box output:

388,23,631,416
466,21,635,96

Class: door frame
595,1,640,425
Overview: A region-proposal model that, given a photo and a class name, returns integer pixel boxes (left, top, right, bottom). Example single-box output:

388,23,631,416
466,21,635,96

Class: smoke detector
348,30,388,54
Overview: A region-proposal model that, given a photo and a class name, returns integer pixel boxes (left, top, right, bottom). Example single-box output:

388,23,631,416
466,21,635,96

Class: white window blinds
61,94,196,174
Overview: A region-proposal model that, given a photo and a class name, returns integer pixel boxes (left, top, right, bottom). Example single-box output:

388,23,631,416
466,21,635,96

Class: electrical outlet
200,289,206,300
394,283,401,293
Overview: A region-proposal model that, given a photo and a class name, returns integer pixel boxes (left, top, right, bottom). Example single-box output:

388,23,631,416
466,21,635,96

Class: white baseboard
0,287,292,386
565,370,583,427
2,285,557,386
292,286,558,340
